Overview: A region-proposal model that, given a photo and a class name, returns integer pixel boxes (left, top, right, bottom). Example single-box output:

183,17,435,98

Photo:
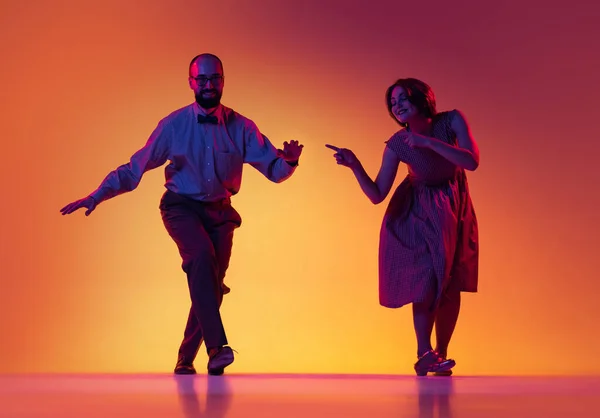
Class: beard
195,89,222,109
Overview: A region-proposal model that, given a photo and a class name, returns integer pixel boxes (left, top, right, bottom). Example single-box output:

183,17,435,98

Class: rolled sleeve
90,119,172,203
243,121,296,183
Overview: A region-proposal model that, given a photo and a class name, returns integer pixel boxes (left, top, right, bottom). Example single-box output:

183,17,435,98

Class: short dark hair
189,53,224,76
385,78,437,127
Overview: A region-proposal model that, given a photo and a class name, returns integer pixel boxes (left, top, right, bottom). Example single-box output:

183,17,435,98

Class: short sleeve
385,130,414,163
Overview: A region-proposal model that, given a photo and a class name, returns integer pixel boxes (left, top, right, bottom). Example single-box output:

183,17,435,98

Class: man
60,53,303,375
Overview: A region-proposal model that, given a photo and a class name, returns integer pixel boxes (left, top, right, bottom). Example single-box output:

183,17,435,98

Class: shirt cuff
89,188,107,204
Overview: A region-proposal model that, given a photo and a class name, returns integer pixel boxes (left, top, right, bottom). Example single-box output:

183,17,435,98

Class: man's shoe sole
174,365,196,375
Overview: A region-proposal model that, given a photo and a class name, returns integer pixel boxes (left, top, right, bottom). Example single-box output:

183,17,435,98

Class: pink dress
379,110,479,309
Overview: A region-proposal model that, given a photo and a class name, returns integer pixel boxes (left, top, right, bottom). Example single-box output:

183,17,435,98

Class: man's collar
193,102,224,124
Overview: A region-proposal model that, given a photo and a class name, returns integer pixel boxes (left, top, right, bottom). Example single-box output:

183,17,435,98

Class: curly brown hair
385,78,437,127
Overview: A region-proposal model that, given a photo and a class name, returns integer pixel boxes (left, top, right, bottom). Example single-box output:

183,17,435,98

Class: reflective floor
1,374,598,417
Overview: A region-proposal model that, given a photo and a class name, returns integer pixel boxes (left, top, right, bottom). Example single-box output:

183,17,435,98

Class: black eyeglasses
191,75,224,86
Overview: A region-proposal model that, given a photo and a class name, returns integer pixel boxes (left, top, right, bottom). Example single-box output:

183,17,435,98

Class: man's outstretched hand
60,196,97,216
276,139,304,162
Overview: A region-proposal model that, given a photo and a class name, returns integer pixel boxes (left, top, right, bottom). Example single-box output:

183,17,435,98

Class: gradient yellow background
1,0,598,375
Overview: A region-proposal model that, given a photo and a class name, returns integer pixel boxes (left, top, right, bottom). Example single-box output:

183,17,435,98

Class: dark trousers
159,190,241,360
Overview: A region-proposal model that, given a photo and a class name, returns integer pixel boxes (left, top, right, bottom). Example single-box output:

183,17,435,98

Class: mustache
201,89,218,94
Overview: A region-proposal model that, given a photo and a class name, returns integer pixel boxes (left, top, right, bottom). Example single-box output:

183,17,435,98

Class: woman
326,78,479,376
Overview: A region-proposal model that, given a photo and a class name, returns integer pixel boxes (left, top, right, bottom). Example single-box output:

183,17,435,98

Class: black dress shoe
207,346,234,375
174,356,196,375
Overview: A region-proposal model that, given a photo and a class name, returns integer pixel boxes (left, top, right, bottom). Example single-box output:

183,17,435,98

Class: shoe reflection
175,375,233,417
417,377,455,418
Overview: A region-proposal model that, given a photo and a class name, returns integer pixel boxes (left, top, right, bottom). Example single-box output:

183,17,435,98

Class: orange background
1,0,598,375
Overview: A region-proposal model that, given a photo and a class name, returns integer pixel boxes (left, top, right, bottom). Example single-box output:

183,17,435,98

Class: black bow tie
197,114,219,124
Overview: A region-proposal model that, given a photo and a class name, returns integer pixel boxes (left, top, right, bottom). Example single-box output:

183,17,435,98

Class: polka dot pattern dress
379,110,479,309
